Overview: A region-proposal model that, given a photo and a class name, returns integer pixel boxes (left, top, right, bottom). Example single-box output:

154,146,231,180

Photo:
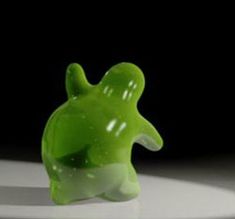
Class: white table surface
0,159,235,219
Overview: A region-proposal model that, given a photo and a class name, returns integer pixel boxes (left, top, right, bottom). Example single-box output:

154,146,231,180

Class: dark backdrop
0,12,231,163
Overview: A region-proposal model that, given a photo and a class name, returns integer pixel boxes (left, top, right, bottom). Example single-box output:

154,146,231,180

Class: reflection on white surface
0,160,235,219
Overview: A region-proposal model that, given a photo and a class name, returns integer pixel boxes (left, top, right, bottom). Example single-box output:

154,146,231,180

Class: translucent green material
42,63,163,204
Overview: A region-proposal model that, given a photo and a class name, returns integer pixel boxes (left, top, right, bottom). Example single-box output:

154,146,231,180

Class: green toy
42,63,163,204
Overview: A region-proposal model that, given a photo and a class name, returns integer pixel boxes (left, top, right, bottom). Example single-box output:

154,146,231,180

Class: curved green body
42,63,163,204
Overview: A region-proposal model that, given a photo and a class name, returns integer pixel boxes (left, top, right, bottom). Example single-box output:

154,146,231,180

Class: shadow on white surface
138,156,235,194
1,160,235,219
1,215,235,219
0,186,106,206
0,186,53,206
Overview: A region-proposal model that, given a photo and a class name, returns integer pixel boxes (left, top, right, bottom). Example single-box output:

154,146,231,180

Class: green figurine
42,63,163,204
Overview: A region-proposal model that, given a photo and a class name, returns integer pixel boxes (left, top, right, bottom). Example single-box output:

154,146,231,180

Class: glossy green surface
42,63,163,204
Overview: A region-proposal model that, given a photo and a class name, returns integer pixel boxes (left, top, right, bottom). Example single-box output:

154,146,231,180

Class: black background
0,8,232,163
